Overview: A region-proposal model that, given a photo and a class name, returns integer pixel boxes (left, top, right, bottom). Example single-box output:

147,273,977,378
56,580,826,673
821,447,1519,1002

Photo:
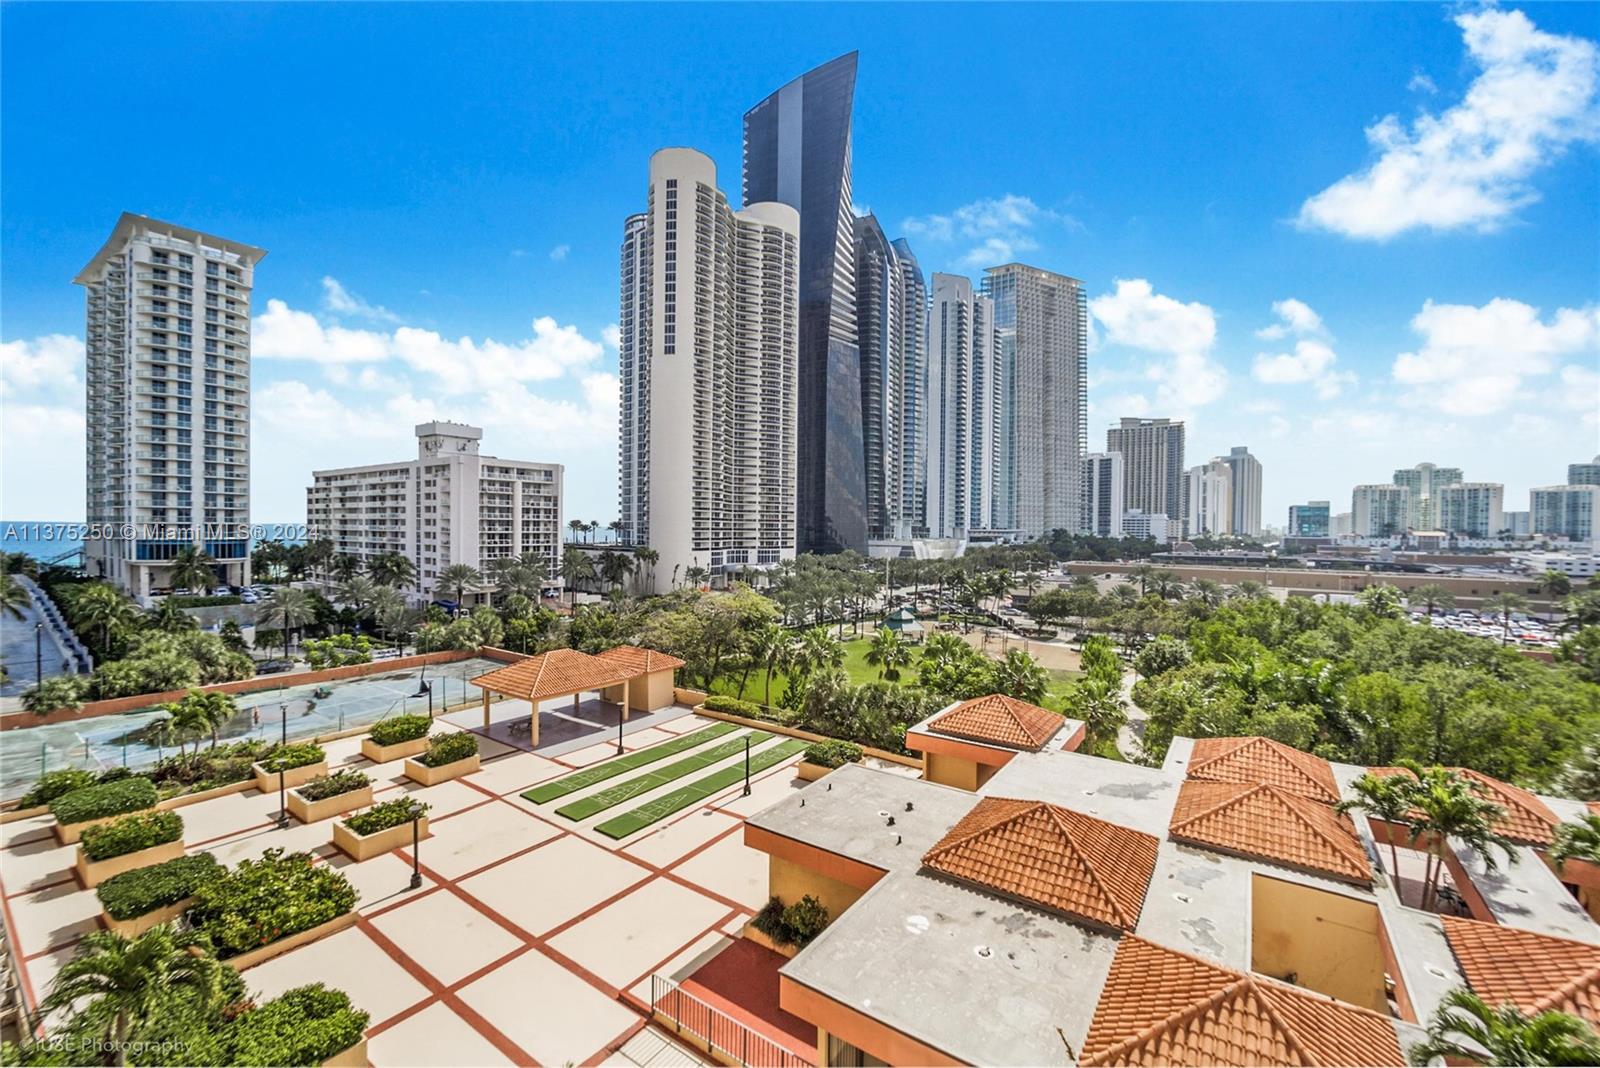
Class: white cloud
601,323,621,349
1391,297,1600,415
0,334,83,396
1250,299,1354,397
902,194,1080,268
321,276,399,323
1408,72,1438,95
1255,298,1325,340
255,299,393,364
1254,340,1338,384
1088,279,1227,410
1299,8,1599,240
549,244,570,262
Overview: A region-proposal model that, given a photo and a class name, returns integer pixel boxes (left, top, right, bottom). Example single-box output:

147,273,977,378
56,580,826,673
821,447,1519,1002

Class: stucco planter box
403,753,479,786
286,784,373,824
55,807,157,845
323,1038,368,1068
76,838,185,889
360,735,431,764
332,815,430,862
222,911,358,972
156,779,255,811
1,804,49,825
797,761,835,782
102,897,193,939
741,920,799,959
251,759,328,794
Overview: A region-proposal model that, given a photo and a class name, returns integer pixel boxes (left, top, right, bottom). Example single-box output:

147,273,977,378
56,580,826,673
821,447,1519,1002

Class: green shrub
80,809,183,861
751,894,831,948
704,695,761,717
187,848,357,958
49,777,158,825
369,713,432,746
228,984,370,1066
417,731,477,767
148,739,273,796
96,852,222,920
261,742,324,771
295,769,370,802
803,739,863,768
343,798,428,837
16,769,95,809
168,594,241,608
96,766,135,784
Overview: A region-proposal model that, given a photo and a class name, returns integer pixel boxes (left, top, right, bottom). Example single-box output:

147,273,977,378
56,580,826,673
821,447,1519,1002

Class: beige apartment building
306,422,562,605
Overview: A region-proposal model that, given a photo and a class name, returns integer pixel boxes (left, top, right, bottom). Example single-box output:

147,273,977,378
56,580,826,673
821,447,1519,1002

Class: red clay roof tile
1188,737,1341,803
471,648,639,701
1441,916,1600,1027
927,693,1065,750
1169,781,1371,885
921,797,1159,931
595,644,688,673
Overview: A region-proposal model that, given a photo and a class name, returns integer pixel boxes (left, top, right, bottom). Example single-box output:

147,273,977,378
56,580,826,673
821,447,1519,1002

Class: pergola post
482,688,490,728
530,699,539,747
623,677,632,721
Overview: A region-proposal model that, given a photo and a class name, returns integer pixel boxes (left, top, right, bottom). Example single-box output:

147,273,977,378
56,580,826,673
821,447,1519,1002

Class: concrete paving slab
562,742,628,767
670,831,769,910
241,925,429,1028
714,765,807,817
463,751,565,797
388,777,492,818
458,834,647,937
625,930,733,1005
10,881,102,958
0,813,53,848
422,800,561,881
1,834,76,894
368,1000,515,1067
370,889,521,986
457,947,638,1066
180,788,281,846
549,876,732,989
623,810,739,868
321,850,436,914
203,817,335,868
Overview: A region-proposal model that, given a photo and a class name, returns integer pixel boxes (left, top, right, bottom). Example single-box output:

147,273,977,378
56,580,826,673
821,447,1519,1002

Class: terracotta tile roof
472,648,638,701
926,694,1065,751
1169,781,1371,885
1080,936,1406,1067
1366,766,1558,846
1188,737,1340,803
920,797,1158,931
1442,916,1600,1027
595,644,687,673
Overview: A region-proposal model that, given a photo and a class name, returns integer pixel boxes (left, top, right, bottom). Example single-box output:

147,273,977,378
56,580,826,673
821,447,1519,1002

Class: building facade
1107,417,1185,522
1531,485,1599,544
307,422,562,603
1082,452,1124,537
1288,501,1331,537
617,212,650,547
75,214,265,599
854,215,926,540
1569,456,1600,487
1121,510,1172,544
982,264,1087,538
1393,463,1462,530
924,273,1000,538
1224,446,1262,537
1436,482,1504,539
618,148,800,592
1352,484,1412,537
1183,459,1233,538
744,52,864,556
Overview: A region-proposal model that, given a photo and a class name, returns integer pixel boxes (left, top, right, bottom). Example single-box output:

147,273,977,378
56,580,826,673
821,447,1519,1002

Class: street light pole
743,736,751,796
276,764,289,828
34,622,43,684
617,710,625,756
408,805,423,890
279,704,288,748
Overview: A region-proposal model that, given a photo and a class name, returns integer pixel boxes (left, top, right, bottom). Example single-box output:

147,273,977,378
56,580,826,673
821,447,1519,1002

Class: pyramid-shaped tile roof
927,694,1064,751
920,797,1158,931
1188,737,1340,803
1080,936,1406,1066
1366,766,1558,846
595,644,687,674
472,648,638,701
1169,781,1371,885
1442,916,1600,1027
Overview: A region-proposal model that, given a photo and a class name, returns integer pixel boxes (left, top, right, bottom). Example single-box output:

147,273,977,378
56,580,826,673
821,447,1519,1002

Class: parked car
255,658,294,675
240,591,259,604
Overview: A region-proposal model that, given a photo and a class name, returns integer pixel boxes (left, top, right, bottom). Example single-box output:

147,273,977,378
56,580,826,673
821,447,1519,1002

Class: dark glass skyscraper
743,52,865,555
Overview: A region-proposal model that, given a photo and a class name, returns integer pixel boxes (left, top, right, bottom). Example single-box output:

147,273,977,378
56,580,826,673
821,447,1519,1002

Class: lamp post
275,761,289,828
34,622,43,684
408,803,424,890
743,736,751,796
279,703,288,748
617,707,625,755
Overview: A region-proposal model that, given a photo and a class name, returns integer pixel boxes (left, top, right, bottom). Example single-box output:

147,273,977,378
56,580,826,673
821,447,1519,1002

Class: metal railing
650,974,813,1068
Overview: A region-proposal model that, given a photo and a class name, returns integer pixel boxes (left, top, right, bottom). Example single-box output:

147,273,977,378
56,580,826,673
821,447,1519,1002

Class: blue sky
3,2,1597,529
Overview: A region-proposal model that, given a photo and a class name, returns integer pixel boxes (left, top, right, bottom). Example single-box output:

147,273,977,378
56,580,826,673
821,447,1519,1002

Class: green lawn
521,723,738,804
552,731,775,821
594,738,810,839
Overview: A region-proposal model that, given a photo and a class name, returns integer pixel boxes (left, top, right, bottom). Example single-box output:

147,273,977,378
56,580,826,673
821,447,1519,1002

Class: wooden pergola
469,646,684,746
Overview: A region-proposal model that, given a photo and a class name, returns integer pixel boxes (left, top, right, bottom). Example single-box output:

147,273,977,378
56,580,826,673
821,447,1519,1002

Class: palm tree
1188,579,1225,609
561,545,596,606
1232,579,1269,601
1335,772,1414,893
438,564,483,616
607,519,624,543
1403,763,1518,912
567,519,586,545
331,553,363,585
1548,812,1600,871
1408,582,1456,617
1149,570,1184,601
1536,570,1573,599
0,571,31,620
589,520,602,544
598,549,634,593
1068,675,1126,752
743,623,788,705
791,626,844,681
368,551,417,590
303,537,336,591
1358,584,1405,620
262,586,316,660
23,675,87,716
1129,563,1154,597
338,575,378,625
42,925,226,1063
988,648,1050,704
167,546,218,593
1409,987,1600,1067
1483,592,1529,646
146,598,197,634
633,546,659,595
71,583,140,658
865,627,911,682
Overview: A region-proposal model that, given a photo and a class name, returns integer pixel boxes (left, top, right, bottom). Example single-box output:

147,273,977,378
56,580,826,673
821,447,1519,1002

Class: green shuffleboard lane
521,722,739,804
553,731,776,821
596,738,810,839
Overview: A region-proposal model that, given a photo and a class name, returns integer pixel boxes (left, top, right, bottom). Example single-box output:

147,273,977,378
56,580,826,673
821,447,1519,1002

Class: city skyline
3,4,1598,529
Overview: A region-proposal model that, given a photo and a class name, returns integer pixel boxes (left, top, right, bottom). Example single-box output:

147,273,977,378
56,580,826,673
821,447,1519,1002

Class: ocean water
0,520,307,565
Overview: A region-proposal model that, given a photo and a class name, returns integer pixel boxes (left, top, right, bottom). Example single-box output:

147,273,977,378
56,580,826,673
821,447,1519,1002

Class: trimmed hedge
369,713,431,747
49,777,158,825
228,983,370,1066
703,695,762,717
802,739,863,769
80,809,184,862
417,731,477,768
187,848,357,959
343,798,428,837
296,769,370,802
262,742,325,771
17,769,96,809
96,852,222,920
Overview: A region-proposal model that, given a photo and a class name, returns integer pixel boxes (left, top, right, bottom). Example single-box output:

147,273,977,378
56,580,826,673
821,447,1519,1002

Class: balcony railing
649,975,812,1068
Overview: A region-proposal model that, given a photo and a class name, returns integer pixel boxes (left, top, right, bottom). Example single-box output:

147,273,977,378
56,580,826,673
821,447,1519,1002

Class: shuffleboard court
596,738,810,839
521,723,739,804
553,731,777,821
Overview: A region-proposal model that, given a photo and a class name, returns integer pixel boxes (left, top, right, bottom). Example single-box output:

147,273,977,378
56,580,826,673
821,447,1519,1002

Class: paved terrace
0,703,815,1066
